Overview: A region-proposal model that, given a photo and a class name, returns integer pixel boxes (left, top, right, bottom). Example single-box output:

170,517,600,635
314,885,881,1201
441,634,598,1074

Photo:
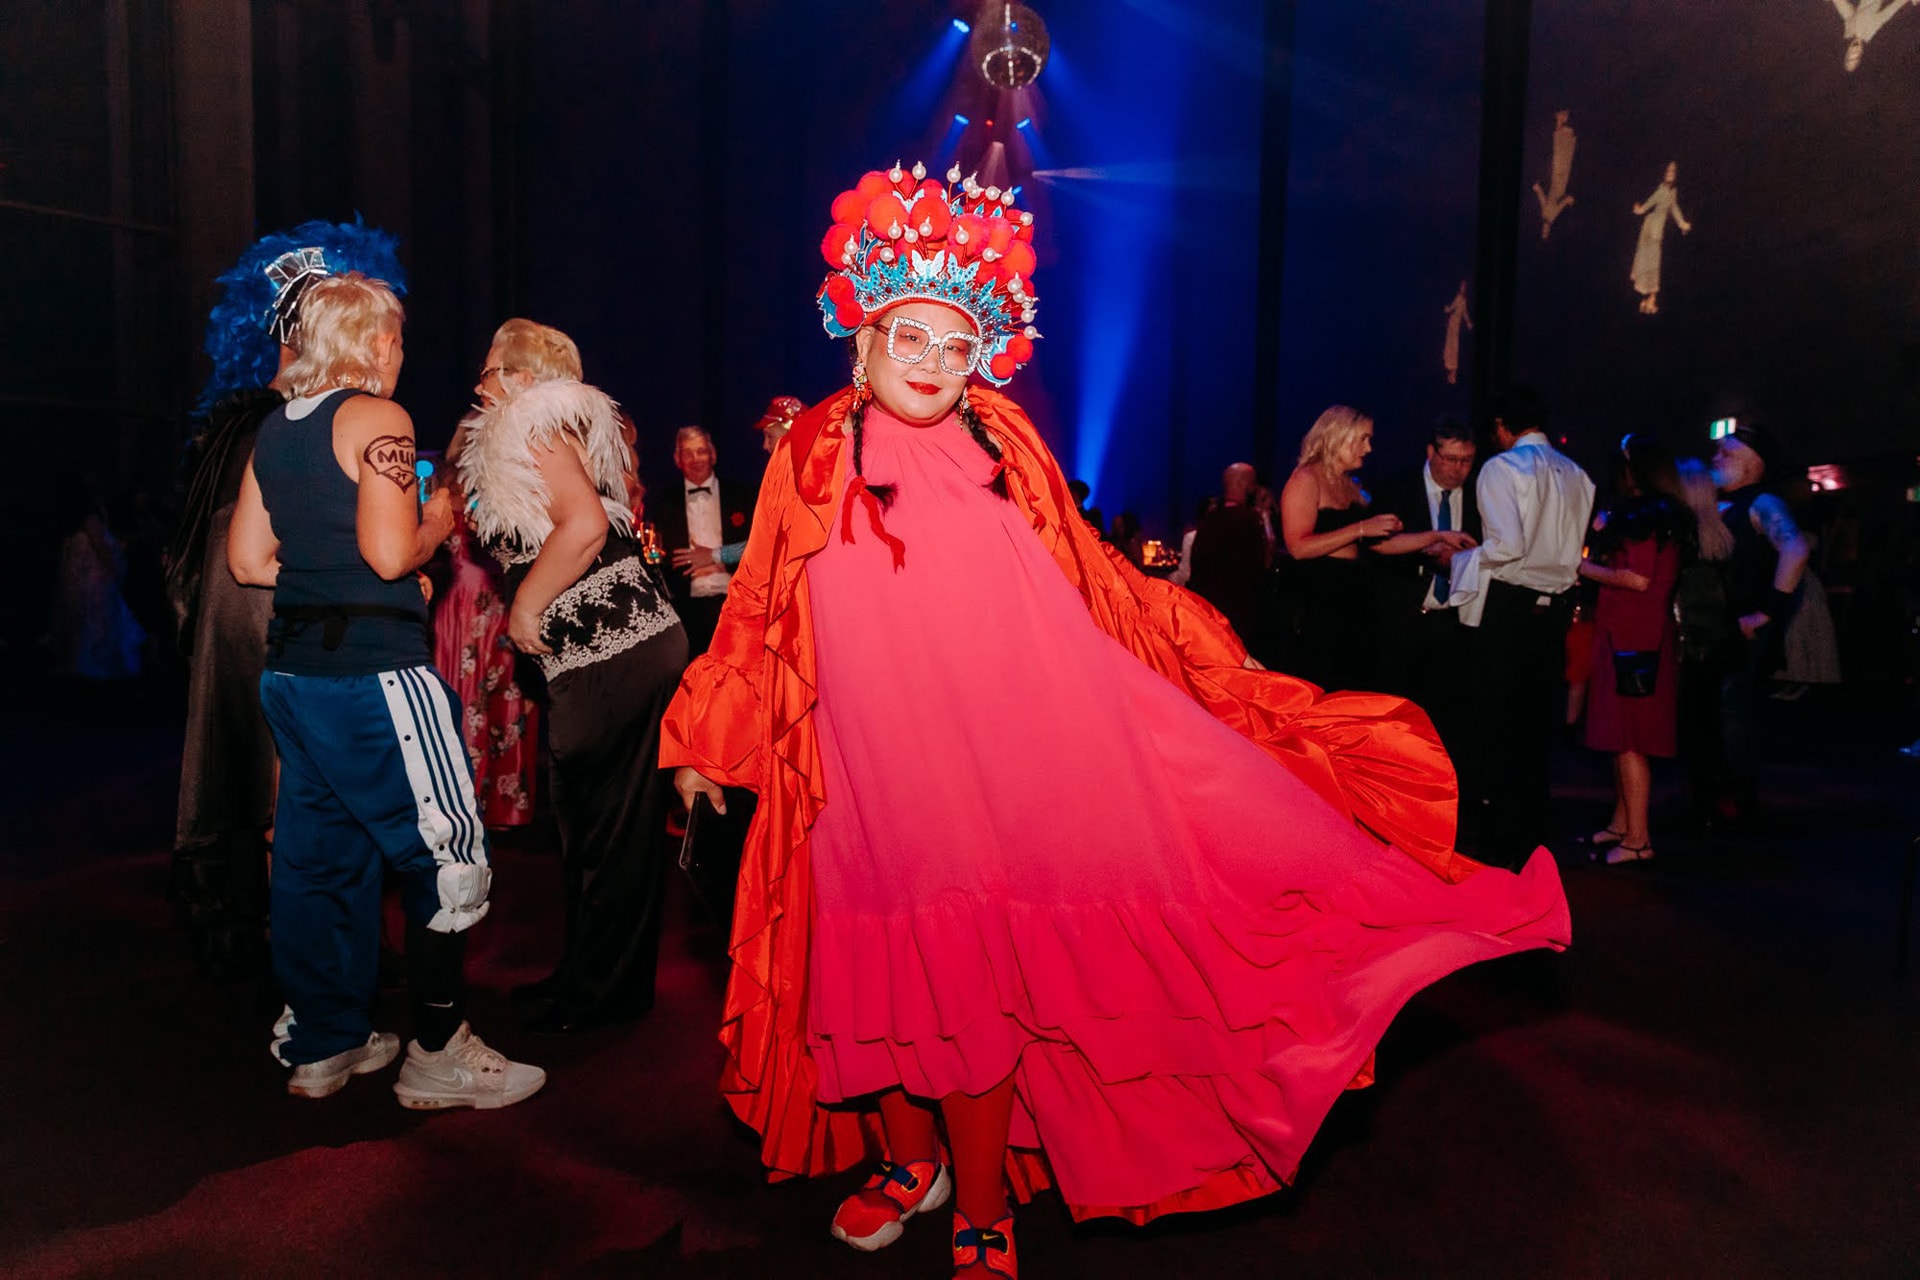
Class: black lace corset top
495,533,681,678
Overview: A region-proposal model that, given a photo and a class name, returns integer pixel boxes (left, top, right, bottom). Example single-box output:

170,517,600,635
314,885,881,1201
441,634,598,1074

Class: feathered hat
817,161,1040,384
198,218,407,412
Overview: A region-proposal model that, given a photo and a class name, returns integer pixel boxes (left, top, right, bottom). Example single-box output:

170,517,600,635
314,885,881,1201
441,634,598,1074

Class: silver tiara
262,247,330,341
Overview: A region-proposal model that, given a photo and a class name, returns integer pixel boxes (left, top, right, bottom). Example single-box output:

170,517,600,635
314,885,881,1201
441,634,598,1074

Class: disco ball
970,2,1050,90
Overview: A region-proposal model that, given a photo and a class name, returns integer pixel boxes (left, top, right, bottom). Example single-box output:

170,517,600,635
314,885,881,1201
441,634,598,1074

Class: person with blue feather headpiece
166,219,408,982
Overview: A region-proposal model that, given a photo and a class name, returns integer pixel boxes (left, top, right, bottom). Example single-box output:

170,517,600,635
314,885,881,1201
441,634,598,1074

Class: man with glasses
1376,418,1481,763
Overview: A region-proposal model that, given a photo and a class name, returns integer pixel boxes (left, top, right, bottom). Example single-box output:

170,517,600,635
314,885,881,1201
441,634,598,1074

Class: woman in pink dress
664,163,1571,1279
1579,434,1690,865
435,461,539,828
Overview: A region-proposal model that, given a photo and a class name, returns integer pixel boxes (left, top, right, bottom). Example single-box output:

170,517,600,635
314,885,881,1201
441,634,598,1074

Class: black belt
1486,579,1571,616
270,603,427,654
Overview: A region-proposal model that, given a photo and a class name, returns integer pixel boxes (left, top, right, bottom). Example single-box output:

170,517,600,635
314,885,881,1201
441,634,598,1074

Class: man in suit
1188,462,1271,648
651,425,758,656
1435,389,1595,869
1374,418,1480,763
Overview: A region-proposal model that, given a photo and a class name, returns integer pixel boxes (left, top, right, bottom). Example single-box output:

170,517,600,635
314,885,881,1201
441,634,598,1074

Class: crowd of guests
125,194,1910,1279
1178,395,1816,868
163,219,804,1110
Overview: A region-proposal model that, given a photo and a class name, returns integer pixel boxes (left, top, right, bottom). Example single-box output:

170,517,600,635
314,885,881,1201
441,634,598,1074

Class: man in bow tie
652,425,759,655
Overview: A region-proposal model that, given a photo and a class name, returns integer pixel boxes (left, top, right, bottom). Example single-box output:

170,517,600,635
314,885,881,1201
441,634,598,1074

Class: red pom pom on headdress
815,161,1042,385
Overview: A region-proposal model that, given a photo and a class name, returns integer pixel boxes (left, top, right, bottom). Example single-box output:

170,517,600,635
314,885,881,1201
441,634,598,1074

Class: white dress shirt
684,475,732,598
1168,527,1199,587
1442,432,1594,628
1422,462,1466,609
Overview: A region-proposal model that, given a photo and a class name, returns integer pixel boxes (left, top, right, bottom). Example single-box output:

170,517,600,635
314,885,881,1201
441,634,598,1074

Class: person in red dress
664,162,1571,1278
1579,434,1691,865
432,509,539,828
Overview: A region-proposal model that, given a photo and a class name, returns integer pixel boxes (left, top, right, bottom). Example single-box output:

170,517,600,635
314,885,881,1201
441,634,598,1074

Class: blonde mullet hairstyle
279,272,405,398
491,318,583,383
1298,404,1373,472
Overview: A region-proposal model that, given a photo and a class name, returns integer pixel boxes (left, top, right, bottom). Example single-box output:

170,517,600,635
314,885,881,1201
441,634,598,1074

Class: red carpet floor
2,690,1917,1277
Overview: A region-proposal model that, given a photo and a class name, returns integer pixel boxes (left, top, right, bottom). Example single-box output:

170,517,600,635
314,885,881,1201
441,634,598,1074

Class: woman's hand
1615,570,1651,592
420,487,456,548
674,766,727,815
507,604,552,655
1428,530,1477,553
1359,513,1403,539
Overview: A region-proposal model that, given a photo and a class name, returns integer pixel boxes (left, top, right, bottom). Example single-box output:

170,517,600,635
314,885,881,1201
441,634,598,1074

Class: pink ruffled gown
801,405,1568,1212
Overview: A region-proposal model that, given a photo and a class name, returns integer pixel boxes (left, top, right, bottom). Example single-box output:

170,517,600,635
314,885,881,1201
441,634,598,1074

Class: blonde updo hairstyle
1297,404,1373,474
491,318,583,383
279,272,405,398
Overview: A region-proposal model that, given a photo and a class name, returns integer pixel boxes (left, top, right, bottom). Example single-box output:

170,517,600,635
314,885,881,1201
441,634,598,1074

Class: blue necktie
1433,490,1453,601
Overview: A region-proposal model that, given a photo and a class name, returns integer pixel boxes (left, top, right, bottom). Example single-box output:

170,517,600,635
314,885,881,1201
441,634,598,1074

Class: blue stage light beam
934,115,970,169
878,19,972,150
1033,25,1185,506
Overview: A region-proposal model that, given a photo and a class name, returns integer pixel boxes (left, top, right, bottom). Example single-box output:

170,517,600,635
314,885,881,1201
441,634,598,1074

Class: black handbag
1612,648,1660,698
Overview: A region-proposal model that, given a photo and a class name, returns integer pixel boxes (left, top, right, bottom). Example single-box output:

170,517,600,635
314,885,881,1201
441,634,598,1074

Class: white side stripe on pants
378,667,488,870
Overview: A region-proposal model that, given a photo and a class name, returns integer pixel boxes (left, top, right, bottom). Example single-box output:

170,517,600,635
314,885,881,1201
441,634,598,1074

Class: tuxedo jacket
650,474,759,610
1371,469,1481,609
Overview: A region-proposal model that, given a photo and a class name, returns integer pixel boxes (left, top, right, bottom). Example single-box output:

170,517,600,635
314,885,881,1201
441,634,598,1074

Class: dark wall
1514,0,1920,469
1275,0,1487,481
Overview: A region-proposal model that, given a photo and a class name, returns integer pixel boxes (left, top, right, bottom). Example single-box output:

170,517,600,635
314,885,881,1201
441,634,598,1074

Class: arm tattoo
363,435,418,492
1752,493,1801,551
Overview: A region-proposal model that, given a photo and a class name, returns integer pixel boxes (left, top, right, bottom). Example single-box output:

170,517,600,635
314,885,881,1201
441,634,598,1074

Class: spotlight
954,113,971,125
953,18,971,33
970,2,1050,89
1016,117,1032,130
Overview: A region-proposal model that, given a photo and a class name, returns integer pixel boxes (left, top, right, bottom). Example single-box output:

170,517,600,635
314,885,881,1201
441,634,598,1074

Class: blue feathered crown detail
818,162,1039,385
198,218,407,412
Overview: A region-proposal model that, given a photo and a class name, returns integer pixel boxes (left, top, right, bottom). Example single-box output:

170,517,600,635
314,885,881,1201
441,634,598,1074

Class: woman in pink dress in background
1580,434,1690,865
665,163,1571,1279
436,459,539,829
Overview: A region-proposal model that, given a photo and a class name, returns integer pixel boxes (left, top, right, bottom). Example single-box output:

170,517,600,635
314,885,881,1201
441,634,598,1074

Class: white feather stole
456,378,635,557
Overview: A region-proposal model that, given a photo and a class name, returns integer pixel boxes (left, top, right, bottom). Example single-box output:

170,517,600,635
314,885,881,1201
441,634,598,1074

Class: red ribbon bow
840,476,907,570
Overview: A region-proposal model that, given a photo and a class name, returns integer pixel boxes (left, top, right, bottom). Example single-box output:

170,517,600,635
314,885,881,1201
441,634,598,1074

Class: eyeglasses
882,316,982,376
478,365,508,382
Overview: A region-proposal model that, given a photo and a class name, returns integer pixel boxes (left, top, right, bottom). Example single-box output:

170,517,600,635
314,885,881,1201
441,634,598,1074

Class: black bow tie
687,484,712,495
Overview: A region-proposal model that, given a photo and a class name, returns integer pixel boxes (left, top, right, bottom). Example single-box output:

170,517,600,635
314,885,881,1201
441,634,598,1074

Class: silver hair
675,425,713,451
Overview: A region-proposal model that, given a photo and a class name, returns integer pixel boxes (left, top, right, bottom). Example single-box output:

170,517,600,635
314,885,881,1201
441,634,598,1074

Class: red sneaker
951,1210,1017,1278
829,1159,951,1252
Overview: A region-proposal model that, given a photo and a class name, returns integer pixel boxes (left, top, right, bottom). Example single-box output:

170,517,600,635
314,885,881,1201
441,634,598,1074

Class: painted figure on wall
1442,280,1473,385
1630,161,1692,316
1531,108,1577,240
1832,0,1910,72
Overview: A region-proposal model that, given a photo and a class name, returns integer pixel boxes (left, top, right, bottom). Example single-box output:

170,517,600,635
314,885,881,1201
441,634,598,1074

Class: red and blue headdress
818,162,1040,384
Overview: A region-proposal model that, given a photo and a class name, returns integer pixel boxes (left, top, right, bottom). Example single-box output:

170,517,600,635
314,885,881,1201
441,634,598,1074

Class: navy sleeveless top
251,389,431,675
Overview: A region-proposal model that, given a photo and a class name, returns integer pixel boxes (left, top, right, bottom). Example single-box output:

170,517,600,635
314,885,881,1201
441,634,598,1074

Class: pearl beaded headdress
817,161,1040,385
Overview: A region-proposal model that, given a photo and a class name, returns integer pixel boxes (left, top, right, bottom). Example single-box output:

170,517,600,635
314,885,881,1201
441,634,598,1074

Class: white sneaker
392,1022,545,1111
287,1031,401,1099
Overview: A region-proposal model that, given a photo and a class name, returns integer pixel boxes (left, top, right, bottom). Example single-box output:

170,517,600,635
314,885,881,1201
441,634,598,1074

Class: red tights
877,1076,1015,1226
